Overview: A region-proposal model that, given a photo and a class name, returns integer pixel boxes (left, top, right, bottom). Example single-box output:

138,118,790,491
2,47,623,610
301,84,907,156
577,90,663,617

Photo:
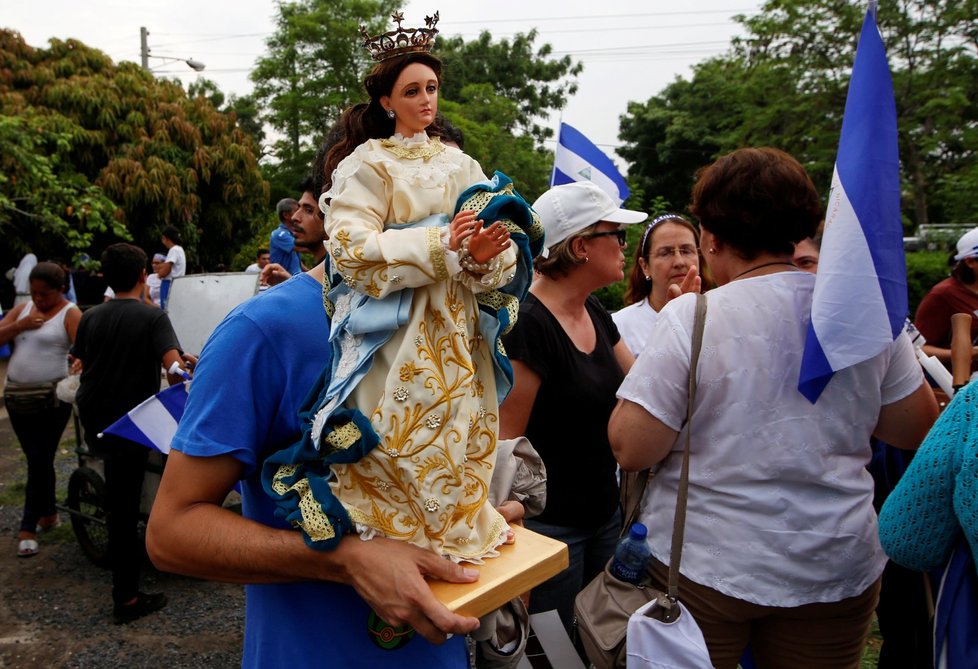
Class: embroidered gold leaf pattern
331,226,438,295
399,362,419,382
380,136,446,161
326,278,505,555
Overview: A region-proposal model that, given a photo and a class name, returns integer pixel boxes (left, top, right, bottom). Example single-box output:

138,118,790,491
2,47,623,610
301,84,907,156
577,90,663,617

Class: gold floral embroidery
331,225,438,294
380,136,447,161
399,362,419,382
326,280,503,555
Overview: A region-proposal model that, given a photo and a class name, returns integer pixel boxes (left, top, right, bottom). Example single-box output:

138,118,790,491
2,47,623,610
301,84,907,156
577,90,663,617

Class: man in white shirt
157,226,186,309
245,249,270,274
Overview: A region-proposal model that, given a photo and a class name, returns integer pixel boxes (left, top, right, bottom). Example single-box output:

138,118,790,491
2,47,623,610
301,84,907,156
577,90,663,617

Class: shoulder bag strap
667,292,707,600
620,468,651,535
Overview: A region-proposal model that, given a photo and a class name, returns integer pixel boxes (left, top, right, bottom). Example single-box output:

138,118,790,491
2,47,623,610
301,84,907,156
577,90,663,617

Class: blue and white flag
934,539,978,669
551,122,630,204
798,8,904,403
100,382,188,454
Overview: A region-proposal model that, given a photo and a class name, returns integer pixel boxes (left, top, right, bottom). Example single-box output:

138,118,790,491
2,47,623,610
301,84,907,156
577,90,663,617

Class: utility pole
138,27,205,72
140,26,150,70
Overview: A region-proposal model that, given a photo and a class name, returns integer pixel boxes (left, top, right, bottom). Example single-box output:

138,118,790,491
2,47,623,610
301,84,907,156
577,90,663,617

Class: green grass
861,618,882,668
1,432,82,542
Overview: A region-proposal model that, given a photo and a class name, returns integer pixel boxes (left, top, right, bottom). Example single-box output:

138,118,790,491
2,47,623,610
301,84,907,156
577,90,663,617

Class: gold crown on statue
359,11,439,62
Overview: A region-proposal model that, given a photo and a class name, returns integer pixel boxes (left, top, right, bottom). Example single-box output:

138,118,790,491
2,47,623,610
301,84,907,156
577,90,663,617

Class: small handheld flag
99,382,188,454
551,122,630,204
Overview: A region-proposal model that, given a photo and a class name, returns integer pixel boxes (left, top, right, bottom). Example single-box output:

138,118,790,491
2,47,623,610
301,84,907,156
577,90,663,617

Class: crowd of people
3,11,976,669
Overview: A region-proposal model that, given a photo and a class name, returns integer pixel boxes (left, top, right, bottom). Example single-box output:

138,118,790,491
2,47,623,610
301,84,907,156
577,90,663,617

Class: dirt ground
0,359,246,669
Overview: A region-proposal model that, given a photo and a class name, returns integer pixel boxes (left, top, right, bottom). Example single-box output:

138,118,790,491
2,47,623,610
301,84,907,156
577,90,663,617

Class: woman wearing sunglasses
614,214,702,356
500,180,645,634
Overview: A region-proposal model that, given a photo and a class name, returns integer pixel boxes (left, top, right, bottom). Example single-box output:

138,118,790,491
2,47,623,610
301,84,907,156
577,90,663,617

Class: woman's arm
499,360,541,439
873,381,939,450
64,306,81,344
0,303,29,347
878,388,971,570
608,399,678,471
613,339,635,375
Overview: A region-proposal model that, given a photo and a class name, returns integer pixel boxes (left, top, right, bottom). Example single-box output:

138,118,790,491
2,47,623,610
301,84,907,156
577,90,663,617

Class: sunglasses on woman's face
585,229,627,246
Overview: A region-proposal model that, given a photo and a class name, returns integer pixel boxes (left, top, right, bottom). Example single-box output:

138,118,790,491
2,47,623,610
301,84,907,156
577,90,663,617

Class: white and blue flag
100,382,188,454
798,8,904,403
551,122,630,204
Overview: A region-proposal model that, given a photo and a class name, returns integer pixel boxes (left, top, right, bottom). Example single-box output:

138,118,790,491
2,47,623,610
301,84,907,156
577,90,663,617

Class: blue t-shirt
171,273,466,669
269,222,302,276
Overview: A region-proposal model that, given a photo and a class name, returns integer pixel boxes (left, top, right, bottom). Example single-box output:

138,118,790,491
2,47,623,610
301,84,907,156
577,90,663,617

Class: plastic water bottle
609,523,651,583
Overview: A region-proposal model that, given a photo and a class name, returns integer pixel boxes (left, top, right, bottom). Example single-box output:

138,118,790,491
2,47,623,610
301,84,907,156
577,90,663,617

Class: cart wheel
66,466,110,569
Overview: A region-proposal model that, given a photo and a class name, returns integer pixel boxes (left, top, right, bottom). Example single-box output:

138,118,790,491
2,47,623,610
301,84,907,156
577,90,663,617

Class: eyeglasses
653,245,698,260
584,229,627,246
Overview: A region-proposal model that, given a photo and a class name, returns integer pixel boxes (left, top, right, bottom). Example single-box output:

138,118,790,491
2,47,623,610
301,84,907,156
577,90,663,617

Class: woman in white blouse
609,147,938,668
612,214,700,355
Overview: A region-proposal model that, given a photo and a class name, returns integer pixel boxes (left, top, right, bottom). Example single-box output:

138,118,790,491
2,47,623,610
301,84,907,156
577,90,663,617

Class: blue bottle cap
629,523,648,540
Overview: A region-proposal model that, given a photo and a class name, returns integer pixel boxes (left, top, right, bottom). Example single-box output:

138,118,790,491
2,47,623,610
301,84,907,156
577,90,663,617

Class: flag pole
550,112,564,188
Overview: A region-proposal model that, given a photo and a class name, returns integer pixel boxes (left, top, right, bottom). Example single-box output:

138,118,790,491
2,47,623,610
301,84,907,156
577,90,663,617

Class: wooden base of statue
429,525,568,618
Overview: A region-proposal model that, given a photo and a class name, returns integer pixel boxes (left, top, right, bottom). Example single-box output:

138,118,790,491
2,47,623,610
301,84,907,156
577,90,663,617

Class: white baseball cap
533,181,648,257
954,227,978,261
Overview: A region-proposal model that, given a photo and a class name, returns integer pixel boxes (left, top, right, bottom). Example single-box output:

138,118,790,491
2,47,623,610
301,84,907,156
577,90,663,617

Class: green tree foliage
906,249,952,316
0,31,268,270
251,0,398,190
618,0,978,229
251,8,580,204
440,84,552,202
437,30,583,145
0,108,125,260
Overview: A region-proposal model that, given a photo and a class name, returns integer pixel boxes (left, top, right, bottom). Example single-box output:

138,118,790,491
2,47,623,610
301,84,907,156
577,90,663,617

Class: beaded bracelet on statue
458,246,500,274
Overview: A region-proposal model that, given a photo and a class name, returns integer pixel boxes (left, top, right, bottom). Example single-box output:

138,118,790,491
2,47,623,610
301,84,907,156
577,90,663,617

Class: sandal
17,538,39,558
36,514,62,534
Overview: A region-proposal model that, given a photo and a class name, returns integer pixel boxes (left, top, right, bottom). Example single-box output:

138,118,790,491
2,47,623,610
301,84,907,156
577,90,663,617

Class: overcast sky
3,0,761,164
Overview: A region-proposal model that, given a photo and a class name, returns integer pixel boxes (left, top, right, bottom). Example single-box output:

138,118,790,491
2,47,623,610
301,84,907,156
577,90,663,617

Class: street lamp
140,27,205,72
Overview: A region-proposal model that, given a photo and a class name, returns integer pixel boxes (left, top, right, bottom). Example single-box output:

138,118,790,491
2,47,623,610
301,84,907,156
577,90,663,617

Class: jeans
8,401,72,533
525,508,622,634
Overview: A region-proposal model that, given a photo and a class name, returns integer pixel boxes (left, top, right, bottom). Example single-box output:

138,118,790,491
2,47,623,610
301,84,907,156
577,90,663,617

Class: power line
449,8,758,24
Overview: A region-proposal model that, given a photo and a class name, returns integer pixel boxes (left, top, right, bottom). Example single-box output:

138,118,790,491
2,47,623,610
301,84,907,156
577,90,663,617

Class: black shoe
113,592,168,625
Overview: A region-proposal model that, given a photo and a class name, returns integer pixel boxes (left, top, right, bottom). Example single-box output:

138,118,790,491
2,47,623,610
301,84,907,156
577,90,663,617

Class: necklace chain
731,261,797,281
